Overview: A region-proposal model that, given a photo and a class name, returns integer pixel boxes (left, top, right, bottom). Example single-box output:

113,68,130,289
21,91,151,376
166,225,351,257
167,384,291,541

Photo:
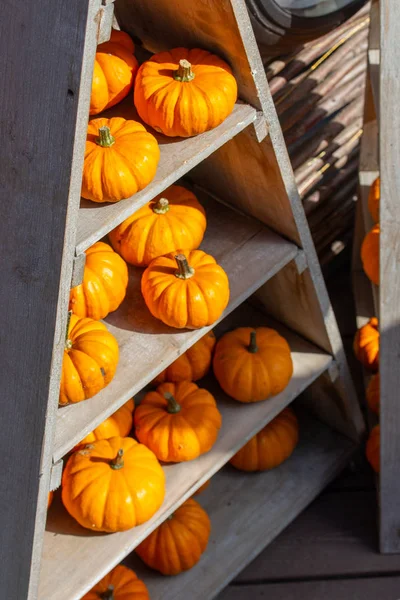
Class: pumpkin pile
361,176,380,285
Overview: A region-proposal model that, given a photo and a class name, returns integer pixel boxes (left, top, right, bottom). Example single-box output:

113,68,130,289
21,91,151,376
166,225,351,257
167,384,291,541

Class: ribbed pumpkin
213,327,293,403
353,317,379,372
361,224,379,286
366,373,380,414
90,29,138,116
69,242,128,320
134,381,222,462
230,407,299,471
134,47,238,137
141,251,230,329
366,425,380,473
81,117,160,203
109,185,207,266
73,399,134,451
59,314,119,405
193,479,211,496
136,498,211,575
48,491,54,509
81,565,149,600
368,176,380,223
61,436,165,532
154,330,216,384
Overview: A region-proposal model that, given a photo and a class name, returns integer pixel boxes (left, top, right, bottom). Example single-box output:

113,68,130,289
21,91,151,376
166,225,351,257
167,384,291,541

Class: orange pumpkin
361,223,379,286
73,399,134,451
109,185,207,267
134,381,222,462
366,425,380,473
81,565,149,600
134,47,237,137
154,330,216,384
213,327,293,403
69,242,128,320
366,373,380,414
353,317,379,372
90,29,138,115
59,314,119,405
136,498,211,575
81,117,160,203
368,176,380,223
61,436,165,532
141,251,230,329
193,479,211,496
48,491,54,509
230,408,299,471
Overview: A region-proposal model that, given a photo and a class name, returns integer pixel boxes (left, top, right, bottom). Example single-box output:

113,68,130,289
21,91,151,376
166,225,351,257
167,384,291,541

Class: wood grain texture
0,0,100,597
55,192,298,460
379,0,400,554
128,414,356,600
40,308,333,600
368,0,380,117
76,101,256,253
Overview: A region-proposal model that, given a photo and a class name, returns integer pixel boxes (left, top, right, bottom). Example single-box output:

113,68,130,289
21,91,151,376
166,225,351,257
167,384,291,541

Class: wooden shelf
127,413,356,600
39,308,333,600
368,0,380,118
54,191,298,461
76,100,257,254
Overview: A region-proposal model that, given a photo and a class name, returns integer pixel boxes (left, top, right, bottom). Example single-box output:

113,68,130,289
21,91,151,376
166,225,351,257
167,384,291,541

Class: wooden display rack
352,0,400,554
1,1,365,598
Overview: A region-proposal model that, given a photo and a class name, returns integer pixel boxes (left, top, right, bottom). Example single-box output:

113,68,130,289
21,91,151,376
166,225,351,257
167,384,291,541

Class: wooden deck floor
219,263,400,599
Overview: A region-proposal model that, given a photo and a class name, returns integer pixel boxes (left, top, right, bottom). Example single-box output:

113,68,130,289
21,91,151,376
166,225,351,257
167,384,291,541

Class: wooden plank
39,307,333,600
128,414,356,600
219,577,400,600
55,192,298,460
0,0,100,597
76,101,257,254
379,0,400,554
368,0,380,117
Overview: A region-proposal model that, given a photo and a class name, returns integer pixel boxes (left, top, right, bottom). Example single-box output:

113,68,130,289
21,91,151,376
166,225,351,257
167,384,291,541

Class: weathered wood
368,0,380,116
40,309,333,600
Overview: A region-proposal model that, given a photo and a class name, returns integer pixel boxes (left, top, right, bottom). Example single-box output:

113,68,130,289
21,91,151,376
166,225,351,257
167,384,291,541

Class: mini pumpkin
366,425,380,473
69,242,128,320
361,224,379,286
353,317,379,372
59,313,119,405
230,407,299,471
213,327,293,403
109,185,207,266
134,47,237,137
134,381,222,462
81,117,160,203
153,330,216,384
48,491,54,510
366,373,380,414
136,498,211,575
73,399,134,451
81,565,149,600
141,250,230,329
90,29,138,116
61,436,165,532
368,176,380,223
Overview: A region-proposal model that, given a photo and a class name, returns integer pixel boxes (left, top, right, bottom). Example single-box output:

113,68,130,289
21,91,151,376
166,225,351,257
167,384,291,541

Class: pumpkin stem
175,254,195,280
164,392,181,414
65,310,73,350
96,126,116,148
110,449,124,470
248,331,258,353
173,59,195,82
100,585,115,600
153,198,170,214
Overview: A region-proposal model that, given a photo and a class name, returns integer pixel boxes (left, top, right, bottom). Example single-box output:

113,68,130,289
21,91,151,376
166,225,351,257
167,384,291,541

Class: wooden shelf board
54,191,298,461
368,0,380,118
127,413,356,600
76,100,257,254
40,308,333,600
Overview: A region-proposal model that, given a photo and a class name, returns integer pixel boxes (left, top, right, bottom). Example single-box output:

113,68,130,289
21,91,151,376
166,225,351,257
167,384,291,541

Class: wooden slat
128,414,356,600
368,0,380,117
55,192,298,460
39,308,333,600
76,101,257,254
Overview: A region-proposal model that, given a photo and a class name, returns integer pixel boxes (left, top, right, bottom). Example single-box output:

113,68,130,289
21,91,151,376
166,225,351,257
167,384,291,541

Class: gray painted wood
379,0,400,554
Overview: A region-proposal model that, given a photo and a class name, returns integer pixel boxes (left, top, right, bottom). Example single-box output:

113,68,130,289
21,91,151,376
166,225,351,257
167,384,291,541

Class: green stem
248,331,258,353
173,59,195,82
175,254,195,280
110,449,124,470
100,585,115,600
96,126,115,148
153,198,170,214
164,392,181,414
65,310,73,350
